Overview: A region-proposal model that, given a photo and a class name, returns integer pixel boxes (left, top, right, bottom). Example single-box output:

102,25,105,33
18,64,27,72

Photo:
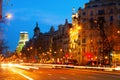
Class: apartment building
71,0,120,65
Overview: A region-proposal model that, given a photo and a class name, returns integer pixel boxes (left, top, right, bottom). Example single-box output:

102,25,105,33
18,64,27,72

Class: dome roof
34,22,40,31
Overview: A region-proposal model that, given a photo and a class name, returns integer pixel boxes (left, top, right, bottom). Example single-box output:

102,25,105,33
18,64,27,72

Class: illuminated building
72,0,120,65
21,20,72,63
62,19,72,56
21,0,120,65
52,19,72,63
16,31,29,52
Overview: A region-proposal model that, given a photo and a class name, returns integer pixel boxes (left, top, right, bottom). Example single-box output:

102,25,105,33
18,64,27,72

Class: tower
33,22,40,39
16,31,29,52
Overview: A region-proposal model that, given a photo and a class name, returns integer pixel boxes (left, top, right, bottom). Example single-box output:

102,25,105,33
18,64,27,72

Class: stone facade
71,0,120,65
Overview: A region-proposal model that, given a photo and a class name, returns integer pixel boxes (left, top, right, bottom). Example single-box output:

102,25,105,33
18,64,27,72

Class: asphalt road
0,65,120,80
0,66,27,80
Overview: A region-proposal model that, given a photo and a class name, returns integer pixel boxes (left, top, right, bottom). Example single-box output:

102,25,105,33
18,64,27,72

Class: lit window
90,47,94,52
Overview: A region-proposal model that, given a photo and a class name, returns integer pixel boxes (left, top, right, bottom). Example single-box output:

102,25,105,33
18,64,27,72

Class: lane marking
11,68,34,80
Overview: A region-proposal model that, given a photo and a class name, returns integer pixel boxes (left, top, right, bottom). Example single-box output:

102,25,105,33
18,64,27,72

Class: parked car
87,61,103,67
65,59,78,65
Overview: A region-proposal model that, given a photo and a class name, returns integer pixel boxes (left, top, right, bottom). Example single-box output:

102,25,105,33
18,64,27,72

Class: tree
106,24,120,51
0,39,9,56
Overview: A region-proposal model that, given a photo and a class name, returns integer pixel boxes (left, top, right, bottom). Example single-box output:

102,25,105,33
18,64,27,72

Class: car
65,59,78,65
87,61,103,67
111,63,120,71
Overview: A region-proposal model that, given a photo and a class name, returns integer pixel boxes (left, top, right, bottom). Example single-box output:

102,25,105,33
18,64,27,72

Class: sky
2,0,89,52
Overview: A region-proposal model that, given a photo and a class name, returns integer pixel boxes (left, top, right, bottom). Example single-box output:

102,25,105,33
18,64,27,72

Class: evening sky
3,0,89,51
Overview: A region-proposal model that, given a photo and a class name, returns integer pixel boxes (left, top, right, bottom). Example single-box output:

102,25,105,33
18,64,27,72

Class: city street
0,64,120,80
0,0,120,80
0,65,27,80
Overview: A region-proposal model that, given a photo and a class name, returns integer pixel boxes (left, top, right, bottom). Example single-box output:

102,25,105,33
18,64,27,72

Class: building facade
16,31,29,53
71,0,120,65
21,0,120,65
52,19,72,63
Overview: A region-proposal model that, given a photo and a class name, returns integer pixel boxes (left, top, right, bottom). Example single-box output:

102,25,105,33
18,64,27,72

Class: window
119,3,120,5
87,6,90,8
109,9,113,14
83,18,86,22
119,15,120,19
82,12,86,15
90,11,93,16
101,4,106,6
82,37,86,43
95,0,100,1
19,42,24,44
98,10,105,15
90,47,94,52
90,18,94,21
110,16,113,22
108,2,116,6
82,47,86,53
93,5,98,7
99,47,103,53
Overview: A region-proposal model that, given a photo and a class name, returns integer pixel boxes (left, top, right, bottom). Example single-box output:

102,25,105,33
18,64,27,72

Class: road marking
11,68,34,80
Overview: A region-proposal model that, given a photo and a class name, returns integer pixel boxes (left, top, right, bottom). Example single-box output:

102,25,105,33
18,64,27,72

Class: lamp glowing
6,13,12,19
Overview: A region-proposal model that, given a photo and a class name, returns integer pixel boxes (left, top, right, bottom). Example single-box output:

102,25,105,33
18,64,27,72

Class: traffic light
86,53,93,59
88,54,92,58
65,54,69,58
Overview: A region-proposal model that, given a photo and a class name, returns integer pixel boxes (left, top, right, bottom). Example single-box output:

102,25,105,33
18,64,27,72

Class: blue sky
3,0,89,51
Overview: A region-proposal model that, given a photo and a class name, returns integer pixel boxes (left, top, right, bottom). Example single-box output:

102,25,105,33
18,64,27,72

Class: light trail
11,68,34,80
1,63,120,72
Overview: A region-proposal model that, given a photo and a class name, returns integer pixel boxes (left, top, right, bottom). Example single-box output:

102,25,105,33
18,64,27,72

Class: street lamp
0,13,12,23
6,13,12,19
117,30,120,35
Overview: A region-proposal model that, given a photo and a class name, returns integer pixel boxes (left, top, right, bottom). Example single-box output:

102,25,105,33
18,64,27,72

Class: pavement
0,63,120,80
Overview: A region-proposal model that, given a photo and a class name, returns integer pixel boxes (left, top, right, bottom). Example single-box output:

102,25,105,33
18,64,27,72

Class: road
0,65,27,80
0,65,120,80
